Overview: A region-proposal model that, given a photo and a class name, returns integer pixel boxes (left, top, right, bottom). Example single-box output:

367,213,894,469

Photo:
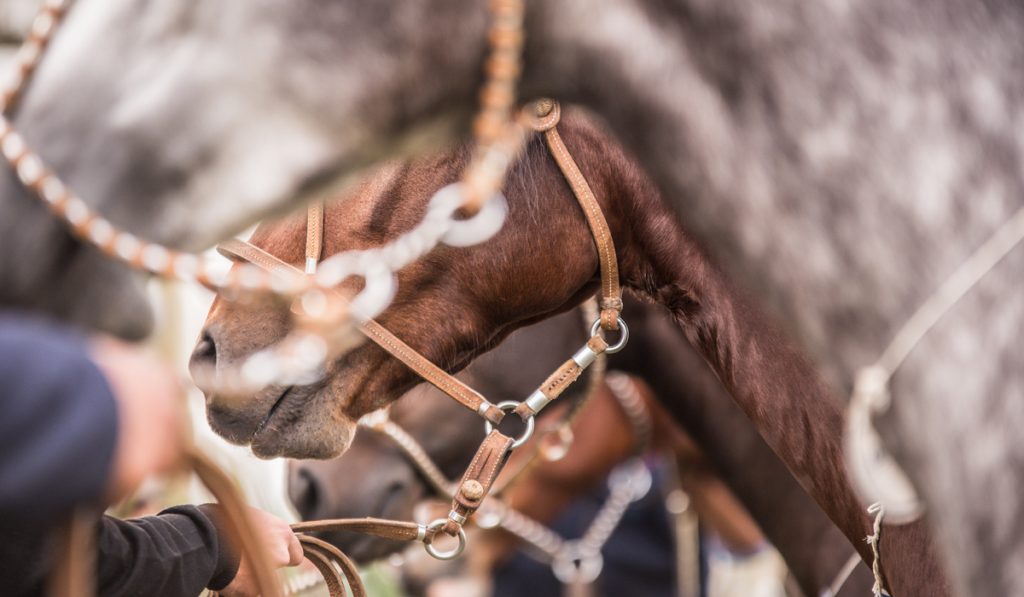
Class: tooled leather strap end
441,430,514,535
527,98,561,132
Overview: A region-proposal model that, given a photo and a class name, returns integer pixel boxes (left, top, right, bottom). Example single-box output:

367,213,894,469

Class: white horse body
1,0,1022,594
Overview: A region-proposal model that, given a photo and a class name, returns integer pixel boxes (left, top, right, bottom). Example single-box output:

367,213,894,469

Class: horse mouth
245,382,357,459
252,385,295,441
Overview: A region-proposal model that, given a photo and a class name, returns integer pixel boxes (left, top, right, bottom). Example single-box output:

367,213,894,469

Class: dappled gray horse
1,2,1021,594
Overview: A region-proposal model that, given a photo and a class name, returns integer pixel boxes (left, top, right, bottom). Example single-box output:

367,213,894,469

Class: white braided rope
865,502,887,597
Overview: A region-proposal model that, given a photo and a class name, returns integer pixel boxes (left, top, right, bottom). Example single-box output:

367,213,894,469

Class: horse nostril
191,330,217,365
290,466,324,520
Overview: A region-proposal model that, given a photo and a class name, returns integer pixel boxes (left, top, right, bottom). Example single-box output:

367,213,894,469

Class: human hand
219,507,304,597
89,337,185,503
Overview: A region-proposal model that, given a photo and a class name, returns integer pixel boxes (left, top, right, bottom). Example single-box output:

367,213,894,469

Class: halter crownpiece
528,99,624,333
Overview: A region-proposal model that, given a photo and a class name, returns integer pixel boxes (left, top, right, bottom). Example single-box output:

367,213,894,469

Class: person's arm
97,505,239,596
0,314,118,524
98,504,303,597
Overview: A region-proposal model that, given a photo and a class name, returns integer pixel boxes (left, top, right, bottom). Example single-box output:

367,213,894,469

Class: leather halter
213,101,629,594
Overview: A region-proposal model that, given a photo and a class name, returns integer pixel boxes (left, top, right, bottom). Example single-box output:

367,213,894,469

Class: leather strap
298,537,347,597
513,332,609,419
49,509,96,597
360,319,504,424
216,239,506,426
291,517,425,542
538,336,608,402
443,430,515,535
529,100,623,331
297,535,366,597
304,202,324,274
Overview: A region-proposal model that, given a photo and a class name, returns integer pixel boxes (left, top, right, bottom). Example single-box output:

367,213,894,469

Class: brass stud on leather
461,479,485,501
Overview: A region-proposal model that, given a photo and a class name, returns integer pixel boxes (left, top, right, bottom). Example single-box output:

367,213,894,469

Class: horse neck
577,145,956,594
615,306,868,595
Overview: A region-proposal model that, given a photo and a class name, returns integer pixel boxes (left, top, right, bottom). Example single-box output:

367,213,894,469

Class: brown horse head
191,108,684,458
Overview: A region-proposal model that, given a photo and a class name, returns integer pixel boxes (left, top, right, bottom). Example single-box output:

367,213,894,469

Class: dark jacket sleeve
0,313,118,525
97,505,241,595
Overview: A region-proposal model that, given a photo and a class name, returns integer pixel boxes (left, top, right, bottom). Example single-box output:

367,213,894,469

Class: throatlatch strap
529,100,623,331
215,239,505,425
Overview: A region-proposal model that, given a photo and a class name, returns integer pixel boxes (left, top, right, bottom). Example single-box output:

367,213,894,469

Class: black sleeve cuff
194,503,242,591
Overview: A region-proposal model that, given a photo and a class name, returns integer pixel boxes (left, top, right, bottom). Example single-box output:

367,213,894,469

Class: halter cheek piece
217,101,629,592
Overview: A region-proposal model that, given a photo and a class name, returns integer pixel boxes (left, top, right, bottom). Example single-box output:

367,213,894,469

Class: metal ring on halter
423,519,468,560
590,318,629,353
429,182,509,247
484,400,536,449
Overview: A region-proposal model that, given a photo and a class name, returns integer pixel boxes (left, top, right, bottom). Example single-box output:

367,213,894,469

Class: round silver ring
483,400,536,449
423,519,468,561
590,317,629,353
